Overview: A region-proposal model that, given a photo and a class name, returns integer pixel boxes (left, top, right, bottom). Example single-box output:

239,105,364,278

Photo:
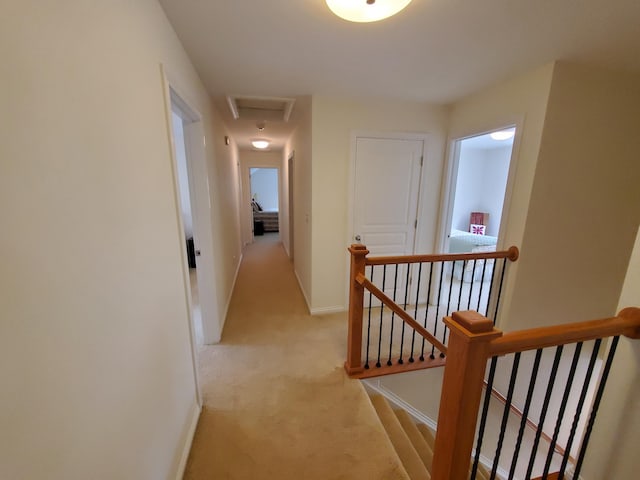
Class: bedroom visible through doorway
250,167,280,240
446,127,516,255
435,126,517,316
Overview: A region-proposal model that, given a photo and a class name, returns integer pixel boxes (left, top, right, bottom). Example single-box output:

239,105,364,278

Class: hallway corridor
183,237,408,479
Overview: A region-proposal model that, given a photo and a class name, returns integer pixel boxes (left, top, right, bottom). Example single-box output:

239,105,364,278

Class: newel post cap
348,244,369,256
445,310,503,340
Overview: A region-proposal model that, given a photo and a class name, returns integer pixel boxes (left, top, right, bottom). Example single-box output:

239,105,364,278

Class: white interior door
353,136,424,303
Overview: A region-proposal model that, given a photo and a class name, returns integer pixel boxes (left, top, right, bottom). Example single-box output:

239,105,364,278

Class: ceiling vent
226,95,296,122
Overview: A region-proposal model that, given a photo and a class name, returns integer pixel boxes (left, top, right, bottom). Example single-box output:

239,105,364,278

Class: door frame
346,131,430,305
437,120,523,255
240,158,283,245
287,151,295,260
435,120,523,317
160,66,222,404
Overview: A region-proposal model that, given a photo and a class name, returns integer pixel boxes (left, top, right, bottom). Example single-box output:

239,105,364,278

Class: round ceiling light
326,0,412,23
251,139,270,149
490,129,515,141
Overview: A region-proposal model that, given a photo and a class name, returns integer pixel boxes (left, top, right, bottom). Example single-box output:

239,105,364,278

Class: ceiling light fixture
251,139,270,150
326,0,412,23
490,130,516,141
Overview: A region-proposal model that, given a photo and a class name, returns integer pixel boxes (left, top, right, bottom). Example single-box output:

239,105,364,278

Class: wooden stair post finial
431,311,502,480
345,244,369,376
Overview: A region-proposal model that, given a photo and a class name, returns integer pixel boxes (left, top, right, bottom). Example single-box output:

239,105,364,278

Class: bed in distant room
449,229,497,282
448,229,497,254
253,210,279,232
252,200,279,233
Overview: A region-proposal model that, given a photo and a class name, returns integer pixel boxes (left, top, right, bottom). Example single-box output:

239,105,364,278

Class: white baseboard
310,305,346,315
222,253,243,328
294,269,311,314
362,378,438,431
362,379,508,479
175,401,202,480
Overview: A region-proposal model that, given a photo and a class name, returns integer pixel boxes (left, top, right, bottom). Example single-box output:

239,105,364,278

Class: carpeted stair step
415,421,490,480
370,395,431,480
416,423,436,450
394,409,434,473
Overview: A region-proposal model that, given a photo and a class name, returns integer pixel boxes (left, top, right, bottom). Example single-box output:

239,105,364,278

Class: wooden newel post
345,244,369,376
431,311,502,480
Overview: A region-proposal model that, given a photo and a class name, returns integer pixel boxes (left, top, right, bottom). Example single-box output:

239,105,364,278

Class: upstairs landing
184,236,409,479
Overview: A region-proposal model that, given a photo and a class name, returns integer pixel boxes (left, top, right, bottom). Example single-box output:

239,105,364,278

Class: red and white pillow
470,224,486,235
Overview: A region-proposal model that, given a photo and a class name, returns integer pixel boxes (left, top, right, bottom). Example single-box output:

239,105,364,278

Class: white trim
362,378,507,479
294,268,311,314
174,401,201,480
362,378,438,431
310,305,346,315
240,157,283,246
436,117,524,254
221,253,243,331
160,65,202,405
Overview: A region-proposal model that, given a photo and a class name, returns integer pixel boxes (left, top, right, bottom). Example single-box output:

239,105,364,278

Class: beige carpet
184,235,409,479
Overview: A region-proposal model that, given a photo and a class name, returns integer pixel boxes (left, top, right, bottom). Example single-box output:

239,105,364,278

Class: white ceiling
159,0,640,149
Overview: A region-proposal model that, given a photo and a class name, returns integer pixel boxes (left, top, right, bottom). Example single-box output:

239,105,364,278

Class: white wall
585,226,640,480
448,63,555,328
310,96,449,312
250,168,279,211
0,1,241,478
285,96,313,305
451,145,512,237
451,147,486,232
506,62,640,331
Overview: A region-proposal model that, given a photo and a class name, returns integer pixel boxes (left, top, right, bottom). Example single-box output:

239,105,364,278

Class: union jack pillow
470,224,486,235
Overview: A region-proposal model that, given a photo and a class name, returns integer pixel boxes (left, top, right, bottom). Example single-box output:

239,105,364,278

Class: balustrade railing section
346,244,519,378
432,308,640,480
470,337,618,480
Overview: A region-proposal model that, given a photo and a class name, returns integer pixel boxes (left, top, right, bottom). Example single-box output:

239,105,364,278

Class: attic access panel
226,95,296,122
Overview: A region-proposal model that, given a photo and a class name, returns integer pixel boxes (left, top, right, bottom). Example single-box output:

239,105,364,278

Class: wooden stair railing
431,307,640,480
345,243,519,378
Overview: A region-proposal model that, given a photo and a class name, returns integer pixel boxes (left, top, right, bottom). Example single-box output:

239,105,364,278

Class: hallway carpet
183,236,409,479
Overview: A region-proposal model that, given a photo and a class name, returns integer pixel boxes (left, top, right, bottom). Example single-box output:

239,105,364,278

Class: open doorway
444,127,516,254
434,126,517,314
168,88,221,347
249,167,280,242
171,110,203,343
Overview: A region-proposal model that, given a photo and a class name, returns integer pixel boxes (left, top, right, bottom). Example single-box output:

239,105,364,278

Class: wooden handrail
365,245,519,266
356,273,448,355
490,307,640,356
430,308,640,480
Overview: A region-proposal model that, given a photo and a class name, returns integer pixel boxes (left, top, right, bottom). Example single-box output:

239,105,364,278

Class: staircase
369,394,490,480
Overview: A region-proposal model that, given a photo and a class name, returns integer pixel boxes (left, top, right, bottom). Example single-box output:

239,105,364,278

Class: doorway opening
169,88,221,348
287,152,294,261
250,167,280,243
171,109,203,344
437,126,517,314
444,127,516,253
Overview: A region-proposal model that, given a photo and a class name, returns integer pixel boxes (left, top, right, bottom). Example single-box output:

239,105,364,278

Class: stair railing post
345,244,369,376
431,310,502,480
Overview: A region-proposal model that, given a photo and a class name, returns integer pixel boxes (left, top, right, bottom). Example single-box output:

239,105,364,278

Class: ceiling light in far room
490,129,516,141
326,0,412,23
251,139,270,150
